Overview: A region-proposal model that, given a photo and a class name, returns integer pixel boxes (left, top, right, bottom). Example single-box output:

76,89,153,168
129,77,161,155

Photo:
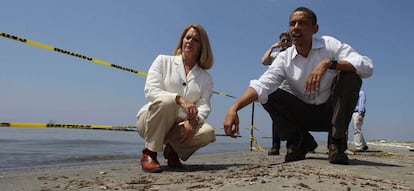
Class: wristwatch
329,58,337,70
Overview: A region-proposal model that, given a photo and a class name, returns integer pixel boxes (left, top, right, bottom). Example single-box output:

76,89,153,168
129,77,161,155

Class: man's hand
223,106,240,138
271,41,283,49
357,114,364,122
305,59,330,94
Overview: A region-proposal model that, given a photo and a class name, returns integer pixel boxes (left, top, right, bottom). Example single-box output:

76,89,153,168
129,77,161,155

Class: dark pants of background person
262,91,282,150
266,72,362,149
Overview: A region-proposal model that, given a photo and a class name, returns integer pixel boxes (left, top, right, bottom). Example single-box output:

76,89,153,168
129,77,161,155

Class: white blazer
137,55,213,122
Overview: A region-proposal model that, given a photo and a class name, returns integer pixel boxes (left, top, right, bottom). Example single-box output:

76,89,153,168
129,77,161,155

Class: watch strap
329,58,337,70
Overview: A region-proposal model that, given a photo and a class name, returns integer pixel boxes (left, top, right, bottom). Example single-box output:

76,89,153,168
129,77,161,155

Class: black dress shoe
285,135,307,162
328,138,349,165
268,146,280,155
285,146,307,162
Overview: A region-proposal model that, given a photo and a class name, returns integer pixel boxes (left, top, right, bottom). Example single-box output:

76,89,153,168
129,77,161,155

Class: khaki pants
137,96,216,161
351,112,366,149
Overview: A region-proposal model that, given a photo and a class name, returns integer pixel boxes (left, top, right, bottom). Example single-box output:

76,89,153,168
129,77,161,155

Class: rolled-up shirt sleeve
250,79,268,104
249,61,285,104
358,56,374,78
337,42,374,78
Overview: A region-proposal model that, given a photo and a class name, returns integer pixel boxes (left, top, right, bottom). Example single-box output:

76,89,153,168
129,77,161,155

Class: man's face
289,11,318,46
280,35,292,50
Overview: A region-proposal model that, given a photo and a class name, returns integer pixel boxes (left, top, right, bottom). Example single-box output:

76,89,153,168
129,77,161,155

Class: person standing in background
261,32,293,155
351,90,368,152
261,32,292,65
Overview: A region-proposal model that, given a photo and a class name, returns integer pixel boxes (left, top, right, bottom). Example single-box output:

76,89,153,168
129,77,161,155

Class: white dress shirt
354,90,366,114
137,55,213,122
250,36,374,105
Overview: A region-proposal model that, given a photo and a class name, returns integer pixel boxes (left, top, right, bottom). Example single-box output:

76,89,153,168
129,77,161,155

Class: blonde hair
173,24,214,70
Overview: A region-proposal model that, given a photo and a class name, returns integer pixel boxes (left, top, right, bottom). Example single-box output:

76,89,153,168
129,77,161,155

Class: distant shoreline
366,139,414,150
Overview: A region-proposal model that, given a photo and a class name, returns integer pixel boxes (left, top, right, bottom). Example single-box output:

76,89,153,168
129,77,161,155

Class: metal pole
250,103,255,151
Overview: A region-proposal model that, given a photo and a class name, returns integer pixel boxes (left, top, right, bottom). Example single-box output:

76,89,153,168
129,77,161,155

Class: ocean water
0,128,261,170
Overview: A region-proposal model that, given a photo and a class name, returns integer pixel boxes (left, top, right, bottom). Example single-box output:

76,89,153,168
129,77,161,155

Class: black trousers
265,72,361,145
262,91,282,148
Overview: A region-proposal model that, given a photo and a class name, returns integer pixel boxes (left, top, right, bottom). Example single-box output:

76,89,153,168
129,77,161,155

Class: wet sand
1,142,413,191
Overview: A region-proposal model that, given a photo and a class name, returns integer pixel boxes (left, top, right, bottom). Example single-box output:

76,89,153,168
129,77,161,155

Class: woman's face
182,27,201,58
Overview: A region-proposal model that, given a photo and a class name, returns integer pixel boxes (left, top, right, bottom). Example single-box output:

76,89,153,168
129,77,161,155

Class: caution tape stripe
0,122,136,131
1,122,240,137
0,31,234,98
212,91,237,99
250,135,266,153
0,31,147,76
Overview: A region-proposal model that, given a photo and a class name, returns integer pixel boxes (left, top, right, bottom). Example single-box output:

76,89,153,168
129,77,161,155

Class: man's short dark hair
294,7,317,25
279,32,290,39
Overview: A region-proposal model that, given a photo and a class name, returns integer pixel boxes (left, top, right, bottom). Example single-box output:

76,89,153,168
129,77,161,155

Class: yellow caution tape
0,122,136,131
212,91,237,99
0,31,235,99
250,124,264,133
250,137,266,153
1,122,242,137
250,125,266,153
0,32,148,77
215,133,242,137
249,124,266,153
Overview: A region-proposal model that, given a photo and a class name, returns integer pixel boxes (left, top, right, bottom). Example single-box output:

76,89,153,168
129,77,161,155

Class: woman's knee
149,95,178,112
199,123,216,143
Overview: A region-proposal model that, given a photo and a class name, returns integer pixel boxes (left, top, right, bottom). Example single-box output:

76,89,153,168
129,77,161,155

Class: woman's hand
176,96,198,119
180,119,197,143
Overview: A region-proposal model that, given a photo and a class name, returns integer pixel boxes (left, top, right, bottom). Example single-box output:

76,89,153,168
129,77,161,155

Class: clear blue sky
1,0,413,143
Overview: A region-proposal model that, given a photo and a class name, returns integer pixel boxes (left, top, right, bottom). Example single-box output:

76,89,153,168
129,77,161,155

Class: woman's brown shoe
164,144,183,168
141,148,162,173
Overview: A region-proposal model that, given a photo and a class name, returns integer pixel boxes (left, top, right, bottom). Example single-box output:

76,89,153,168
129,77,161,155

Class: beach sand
1,142,413,191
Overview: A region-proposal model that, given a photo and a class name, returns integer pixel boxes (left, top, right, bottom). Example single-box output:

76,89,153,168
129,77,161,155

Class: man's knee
340,72,362,89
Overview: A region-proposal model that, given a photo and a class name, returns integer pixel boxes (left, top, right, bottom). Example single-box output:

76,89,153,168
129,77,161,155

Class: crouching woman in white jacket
136,24,216,173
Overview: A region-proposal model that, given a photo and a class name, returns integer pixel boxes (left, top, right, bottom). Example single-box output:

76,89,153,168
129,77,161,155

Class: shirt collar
174,55,201,81
291,37,325,59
